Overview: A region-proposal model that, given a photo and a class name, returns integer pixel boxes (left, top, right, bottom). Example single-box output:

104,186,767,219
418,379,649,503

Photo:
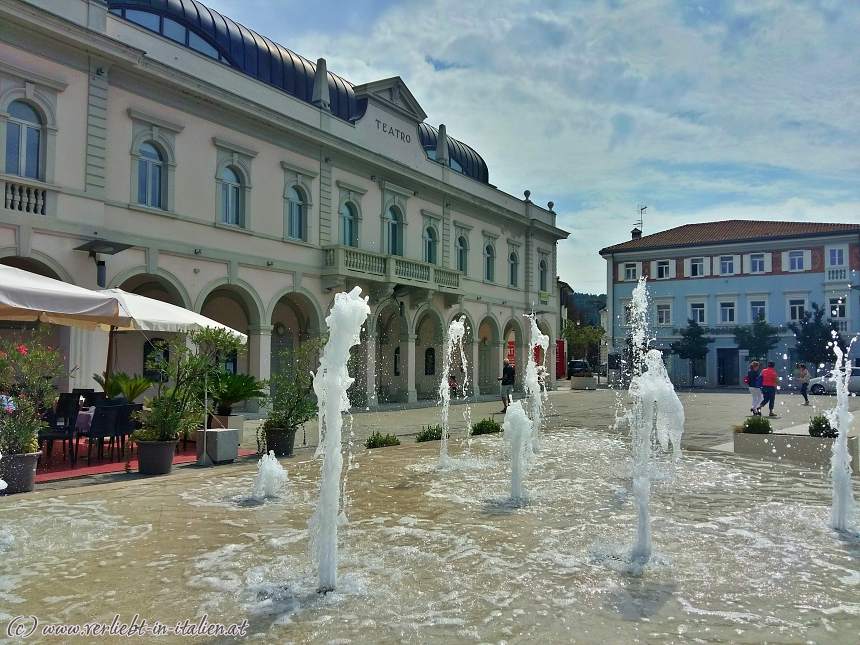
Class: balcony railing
831,319,848,332
2,176,48,216
826,267,848,281
323,245,460,290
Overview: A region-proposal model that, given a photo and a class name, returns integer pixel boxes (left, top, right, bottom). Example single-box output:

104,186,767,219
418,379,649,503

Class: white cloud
207,0,860,295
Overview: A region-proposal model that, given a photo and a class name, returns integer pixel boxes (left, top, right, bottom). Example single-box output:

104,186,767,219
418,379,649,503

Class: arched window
424,347,436,375
5,100,43,179
223,350,238,375
509,252,519,287
456,236,468,274
484,244,495,282
385,206,402,256
393,346,401,376
287,185,305,240
136,142,164,209
423,226,438,264
220,166,243,226
539,259,548,292
340,201,357,247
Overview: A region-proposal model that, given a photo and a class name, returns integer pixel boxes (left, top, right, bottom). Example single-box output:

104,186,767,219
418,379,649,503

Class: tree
670,319,714,385
562,321,605,365
788,302,846,370
733,318,780,361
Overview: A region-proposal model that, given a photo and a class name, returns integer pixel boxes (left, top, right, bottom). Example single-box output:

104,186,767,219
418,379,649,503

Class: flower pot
0,451,40,494
264,426,297,457
136,440,178,475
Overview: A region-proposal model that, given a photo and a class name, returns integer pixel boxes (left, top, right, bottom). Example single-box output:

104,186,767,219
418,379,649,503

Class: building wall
605,235,860,386
0,0,565,402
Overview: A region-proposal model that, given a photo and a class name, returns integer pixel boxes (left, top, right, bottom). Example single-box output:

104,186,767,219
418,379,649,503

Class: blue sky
207,0,860,293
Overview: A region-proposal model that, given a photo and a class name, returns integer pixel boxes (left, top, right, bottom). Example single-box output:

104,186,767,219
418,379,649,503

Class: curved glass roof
108,0,489,183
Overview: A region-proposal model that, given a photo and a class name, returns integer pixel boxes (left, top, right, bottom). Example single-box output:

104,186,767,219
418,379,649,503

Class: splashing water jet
524,313,549,452
438,316,468,468
309,287,370,593
828,336,856,532
626,277,685,565
504,401,533,502
0,450,6,492
251,451,287,501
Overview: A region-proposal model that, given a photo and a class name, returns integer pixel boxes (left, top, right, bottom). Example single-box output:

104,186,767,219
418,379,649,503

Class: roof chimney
631,227,642,240
435,124,449,165
312,57,331,111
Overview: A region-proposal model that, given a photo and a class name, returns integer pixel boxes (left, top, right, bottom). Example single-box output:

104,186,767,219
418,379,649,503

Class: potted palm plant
134,328,243,475
259,339,321,457
0,332,64,494
209,372,267,430
93,371,153,402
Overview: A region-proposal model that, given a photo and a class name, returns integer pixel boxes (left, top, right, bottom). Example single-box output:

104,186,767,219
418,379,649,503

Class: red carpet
35,440,257,483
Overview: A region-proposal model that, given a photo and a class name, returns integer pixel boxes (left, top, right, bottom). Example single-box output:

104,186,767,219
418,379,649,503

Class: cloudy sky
206,0,860,293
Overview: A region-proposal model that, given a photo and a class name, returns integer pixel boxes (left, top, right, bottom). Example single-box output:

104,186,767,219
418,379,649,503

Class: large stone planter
569,376,596,390
196,428,239,464
264,426,297,458
210,414,245,430
734,432,859,473
0,451,40,494
136,440,178,475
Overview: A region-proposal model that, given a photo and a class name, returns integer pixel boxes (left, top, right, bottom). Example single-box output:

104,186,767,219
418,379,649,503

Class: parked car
809,368,860,395
567,359,592,379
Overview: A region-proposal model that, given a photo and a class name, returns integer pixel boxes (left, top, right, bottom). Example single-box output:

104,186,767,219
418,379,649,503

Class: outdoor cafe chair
38,392,81,464
81,405,119,463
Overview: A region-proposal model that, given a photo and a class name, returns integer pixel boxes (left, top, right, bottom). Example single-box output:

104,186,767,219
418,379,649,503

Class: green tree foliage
670,319,714,384
787,302,846,369
732,318,780,361
562,321,605,365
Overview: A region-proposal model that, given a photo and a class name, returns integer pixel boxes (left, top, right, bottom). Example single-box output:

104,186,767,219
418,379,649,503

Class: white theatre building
0,0,568,405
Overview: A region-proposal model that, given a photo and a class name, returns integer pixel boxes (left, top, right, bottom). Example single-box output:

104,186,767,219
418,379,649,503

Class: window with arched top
5,100,43,180
484,244,495,282
286,185,306,240
509,252,519,287
340,201,358,247
385,206,402,256
393,346,401,376
424,347,436,375
456,236,468,274
220,166,243,226
143,338,169,382
539,258,548,292
423,226,438,264
136,141,164,209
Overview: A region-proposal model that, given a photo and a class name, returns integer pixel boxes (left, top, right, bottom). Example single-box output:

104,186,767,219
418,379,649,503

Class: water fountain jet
524,313,549,451
503,401,533,502
251,451,287,501
438,316,468,467
309,286,370,593
829,337,856,532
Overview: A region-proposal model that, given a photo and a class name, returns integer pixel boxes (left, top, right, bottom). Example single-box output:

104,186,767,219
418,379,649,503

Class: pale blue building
600,220,860,386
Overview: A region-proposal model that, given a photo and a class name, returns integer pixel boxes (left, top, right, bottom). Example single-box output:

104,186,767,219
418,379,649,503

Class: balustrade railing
2,178,47,215
826,267,848,281
323,245,460,291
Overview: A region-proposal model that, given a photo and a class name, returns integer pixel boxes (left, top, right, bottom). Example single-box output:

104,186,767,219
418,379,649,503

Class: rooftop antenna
635,204,647,231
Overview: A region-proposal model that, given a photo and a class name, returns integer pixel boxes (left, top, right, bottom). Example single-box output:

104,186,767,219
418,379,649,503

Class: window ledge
126,203,176,218
214,221,254,235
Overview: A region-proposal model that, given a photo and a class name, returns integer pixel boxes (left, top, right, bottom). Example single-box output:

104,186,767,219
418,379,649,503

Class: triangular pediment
352,76,427,123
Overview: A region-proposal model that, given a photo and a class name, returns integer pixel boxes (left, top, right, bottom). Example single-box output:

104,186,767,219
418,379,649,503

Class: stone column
248,325,273,384
406,333,417,403
365,318,377,408
471,340,481,396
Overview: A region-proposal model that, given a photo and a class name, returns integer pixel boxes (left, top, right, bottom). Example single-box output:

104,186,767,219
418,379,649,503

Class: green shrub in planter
365,431,400,449
808,414,837,438
471,418,502,436
742,416,772,434
416,425,444,442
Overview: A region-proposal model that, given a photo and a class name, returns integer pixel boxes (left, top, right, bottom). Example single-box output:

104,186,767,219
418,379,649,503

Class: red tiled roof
599,220,860,254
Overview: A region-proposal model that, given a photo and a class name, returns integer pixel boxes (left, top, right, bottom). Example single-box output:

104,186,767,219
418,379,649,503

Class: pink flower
16,344,28,356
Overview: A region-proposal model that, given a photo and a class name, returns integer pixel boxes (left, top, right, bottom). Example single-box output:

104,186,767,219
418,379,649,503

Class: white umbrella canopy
0,264,130,328
99,289,247,342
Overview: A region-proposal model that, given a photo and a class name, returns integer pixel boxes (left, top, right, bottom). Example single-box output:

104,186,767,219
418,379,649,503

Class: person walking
759,361,779,417
498,359,515,413
797,363,811,406
744,360,763,416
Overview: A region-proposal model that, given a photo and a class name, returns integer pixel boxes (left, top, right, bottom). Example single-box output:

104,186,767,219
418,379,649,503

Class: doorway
717,348,740,386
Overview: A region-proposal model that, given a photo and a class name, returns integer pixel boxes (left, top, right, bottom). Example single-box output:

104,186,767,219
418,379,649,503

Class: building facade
0,0,567,404
600,221,860,386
